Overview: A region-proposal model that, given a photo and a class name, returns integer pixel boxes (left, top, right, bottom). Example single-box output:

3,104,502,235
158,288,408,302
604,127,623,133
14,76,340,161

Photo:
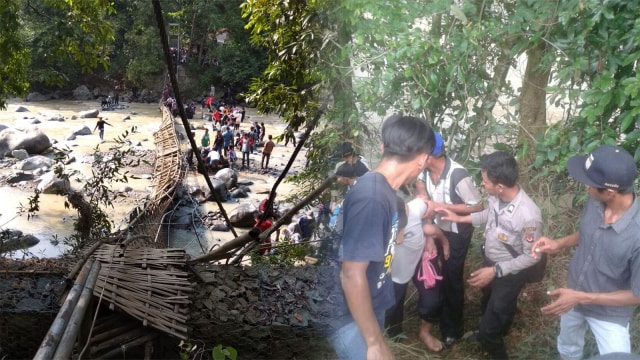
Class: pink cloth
416,250,442,289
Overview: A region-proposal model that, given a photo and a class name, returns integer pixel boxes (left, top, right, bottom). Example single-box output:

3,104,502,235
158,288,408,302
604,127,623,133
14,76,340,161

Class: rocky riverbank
0,98,307,258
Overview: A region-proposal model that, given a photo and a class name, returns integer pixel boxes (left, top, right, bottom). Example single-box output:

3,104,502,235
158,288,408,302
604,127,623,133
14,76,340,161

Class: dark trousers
242,151,250,167
478,261,528,360
415,231,471,339
261,153,271,168
384,281,409,338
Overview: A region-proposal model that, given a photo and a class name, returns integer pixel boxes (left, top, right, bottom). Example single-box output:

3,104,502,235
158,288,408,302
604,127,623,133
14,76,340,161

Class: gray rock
43,113,65,122
64,156,76,165
0,124,7,132
210,223,230,231
33,168,45,176
37,171,70,194
26,92,50,102
11,149,29,160
70,115,77,120
120,185,133,192
65,134,77,141
78,109,100,118
208,178,229,202
15,106,29,112
73,125,92,136
0,126,52,158
214,168,238,190
230,188,248,198
73,85,93,100
229,203,258,227
16,155,53,171
30,119,41,124
122,115,131,121
0,230,40,253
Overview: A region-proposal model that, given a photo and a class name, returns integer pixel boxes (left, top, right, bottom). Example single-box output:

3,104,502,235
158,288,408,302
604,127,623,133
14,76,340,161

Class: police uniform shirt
471,187,542,276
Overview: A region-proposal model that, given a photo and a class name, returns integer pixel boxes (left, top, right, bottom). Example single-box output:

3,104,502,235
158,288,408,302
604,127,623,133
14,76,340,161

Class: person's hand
424,237,437,256
467,266,495,288
531,236,560,259
435,208,458,223
367,340,394,360
422,199,436,220
441,238,450,261
541,288,585,316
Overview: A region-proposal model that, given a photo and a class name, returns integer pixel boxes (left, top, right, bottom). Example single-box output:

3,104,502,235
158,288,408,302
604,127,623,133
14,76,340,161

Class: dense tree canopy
242,0,640,192
0,0,268,108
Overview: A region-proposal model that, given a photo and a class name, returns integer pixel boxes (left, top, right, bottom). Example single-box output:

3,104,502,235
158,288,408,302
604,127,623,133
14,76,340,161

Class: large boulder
26,92,50,102
73,85,93,100
0,230,40,253
15,155,53,171
15,106,29,112
229,203,258,228
78,109,100,118
43,113,65,122
207,178,229,202
73,125,93,136
37,170,70,194
214,168,238,189
0,126,52,158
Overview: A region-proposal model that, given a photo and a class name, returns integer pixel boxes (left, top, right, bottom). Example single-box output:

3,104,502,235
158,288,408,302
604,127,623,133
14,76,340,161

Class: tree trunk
518,40,550,181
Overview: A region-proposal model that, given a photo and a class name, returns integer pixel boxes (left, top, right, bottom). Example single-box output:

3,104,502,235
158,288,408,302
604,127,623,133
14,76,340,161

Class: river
0,98,301,259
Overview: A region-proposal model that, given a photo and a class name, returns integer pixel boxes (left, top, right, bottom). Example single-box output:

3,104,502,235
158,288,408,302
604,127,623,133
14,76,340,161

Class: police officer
439,151,543,359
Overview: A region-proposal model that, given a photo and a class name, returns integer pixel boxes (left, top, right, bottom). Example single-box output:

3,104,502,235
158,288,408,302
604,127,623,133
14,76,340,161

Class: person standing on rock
240,132,253,169
201,129,211,150
327,115,435,360
93,117,112,141
261,135,275,170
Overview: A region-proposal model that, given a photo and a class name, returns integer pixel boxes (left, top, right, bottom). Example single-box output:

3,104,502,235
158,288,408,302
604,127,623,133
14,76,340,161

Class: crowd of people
323,114,640,360
181,97,276,174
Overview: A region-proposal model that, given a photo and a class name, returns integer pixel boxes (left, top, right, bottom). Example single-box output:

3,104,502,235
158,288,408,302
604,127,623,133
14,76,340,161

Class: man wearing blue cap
533,144,640,359
414,132,483,351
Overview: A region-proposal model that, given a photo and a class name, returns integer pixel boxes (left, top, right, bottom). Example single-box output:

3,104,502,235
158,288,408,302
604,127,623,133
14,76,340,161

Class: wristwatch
494,263,504,278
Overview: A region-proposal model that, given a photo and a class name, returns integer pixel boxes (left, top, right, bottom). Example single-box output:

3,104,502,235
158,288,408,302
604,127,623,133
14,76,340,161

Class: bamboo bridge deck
90,106,192,340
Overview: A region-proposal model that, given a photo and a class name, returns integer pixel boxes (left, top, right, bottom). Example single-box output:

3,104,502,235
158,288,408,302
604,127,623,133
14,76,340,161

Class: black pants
478,260,528,360
384,281,409,338
415,230,471,339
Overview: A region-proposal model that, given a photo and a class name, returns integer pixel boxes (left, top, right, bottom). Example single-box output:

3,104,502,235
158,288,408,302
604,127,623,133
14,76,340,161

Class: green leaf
212,345,225,360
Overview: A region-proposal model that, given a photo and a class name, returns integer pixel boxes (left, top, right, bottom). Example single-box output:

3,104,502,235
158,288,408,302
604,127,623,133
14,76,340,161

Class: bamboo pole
33,258,95,360
187,228,260,264
53,260,102,360
230,175,336,264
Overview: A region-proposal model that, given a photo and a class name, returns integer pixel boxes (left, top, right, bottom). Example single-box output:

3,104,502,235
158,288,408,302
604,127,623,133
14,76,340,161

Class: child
227,145,237,169
385,197,449,341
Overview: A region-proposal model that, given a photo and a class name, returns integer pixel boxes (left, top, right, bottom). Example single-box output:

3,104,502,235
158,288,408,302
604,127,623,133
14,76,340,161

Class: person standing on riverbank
261,135,275,169
93,117,112,141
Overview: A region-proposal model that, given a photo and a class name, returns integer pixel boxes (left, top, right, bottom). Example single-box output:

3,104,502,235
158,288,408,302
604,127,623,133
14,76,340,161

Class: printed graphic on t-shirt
379,212,398,289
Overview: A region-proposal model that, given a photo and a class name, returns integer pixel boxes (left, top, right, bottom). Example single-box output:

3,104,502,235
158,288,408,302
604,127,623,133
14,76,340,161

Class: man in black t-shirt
327,115,435,360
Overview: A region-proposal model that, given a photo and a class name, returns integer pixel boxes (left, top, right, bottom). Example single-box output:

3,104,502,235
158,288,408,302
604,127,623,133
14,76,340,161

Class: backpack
501,242,547,283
